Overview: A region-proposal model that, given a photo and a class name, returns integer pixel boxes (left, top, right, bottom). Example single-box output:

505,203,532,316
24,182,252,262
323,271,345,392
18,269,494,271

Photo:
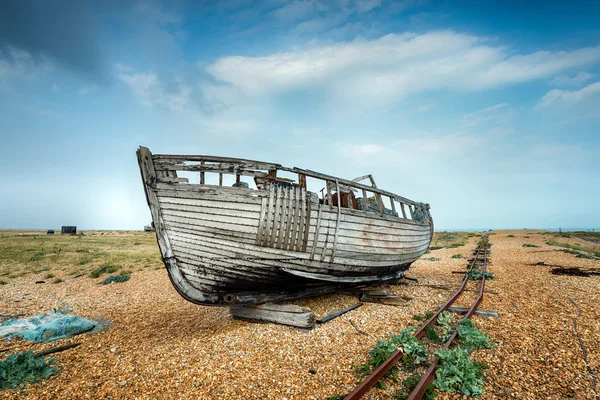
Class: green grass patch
90,264,119,278
424,257,440,262
30,251,44,261
507,235,514,238
44,273,54,279
522,243,539,248
451,254,463,259
546,239,600,259
52,278,64,284
0,350,58,390
0,280,7,285
430,231,471,250
103,275,130,284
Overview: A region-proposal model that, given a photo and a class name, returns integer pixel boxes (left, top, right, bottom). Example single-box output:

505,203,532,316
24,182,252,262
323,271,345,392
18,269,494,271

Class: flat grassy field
0,231,161,285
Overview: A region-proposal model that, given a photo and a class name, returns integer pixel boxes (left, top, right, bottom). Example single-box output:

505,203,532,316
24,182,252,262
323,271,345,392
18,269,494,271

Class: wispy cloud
117,70,192,111
550,71,595,87
0,47,52,80
205,31,600,111
537,81,600,108
461,103,515,128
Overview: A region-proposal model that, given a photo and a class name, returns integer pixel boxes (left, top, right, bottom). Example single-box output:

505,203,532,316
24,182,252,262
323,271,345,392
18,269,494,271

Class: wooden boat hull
137,146,433,306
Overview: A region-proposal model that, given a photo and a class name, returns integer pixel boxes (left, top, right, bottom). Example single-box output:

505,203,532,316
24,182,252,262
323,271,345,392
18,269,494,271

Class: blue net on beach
0,312,106,343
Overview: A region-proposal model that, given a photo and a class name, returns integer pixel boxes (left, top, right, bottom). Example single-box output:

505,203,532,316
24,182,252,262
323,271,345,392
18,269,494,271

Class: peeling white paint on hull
137,146,434,306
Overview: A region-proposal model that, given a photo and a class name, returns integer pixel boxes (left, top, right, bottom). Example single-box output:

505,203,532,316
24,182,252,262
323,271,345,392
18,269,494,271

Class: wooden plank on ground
360,290,412,306
317,303,363,324
446,306,499,318
230,303,315,329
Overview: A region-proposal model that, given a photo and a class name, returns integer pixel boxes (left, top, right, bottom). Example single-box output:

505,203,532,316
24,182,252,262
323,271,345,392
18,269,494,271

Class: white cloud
461,103,515,128
355,0,382,13
117,70,192,111
338,133,485,167
269,1,326,22
550,71,595,87
0,47,52,80
79,84,97,95
205,31,600,110
537,81,600,108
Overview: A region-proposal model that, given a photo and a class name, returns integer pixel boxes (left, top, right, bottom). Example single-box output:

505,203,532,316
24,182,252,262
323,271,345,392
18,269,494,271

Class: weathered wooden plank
263,184,276,247
162,214,259,235
157,176,189,183
161,208,259,228
330,180,342,262
159,196,262,212
159,202,261,220
400,203,407,219
279,166,418,207
282,268,405,283
257,195,268,246
279,187,292,249
159,164,270,179
153,154,280,171
302,191,310,252
167,222,257,243
317,303,362,323
446,306,499,318
229,304,315,328
169,228,423,269
310,204,323,260
360,290,411,306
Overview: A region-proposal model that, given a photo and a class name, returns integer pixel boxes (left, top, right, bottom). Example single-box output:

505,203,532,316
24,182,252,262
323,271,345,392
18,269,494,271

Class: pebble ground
0,230,598,399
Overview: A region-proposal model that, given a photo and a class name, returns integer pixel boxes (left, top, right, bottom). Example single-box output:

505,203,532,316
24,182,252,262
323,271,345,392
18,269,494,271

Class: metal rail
344,238,491,400
407,242,489,399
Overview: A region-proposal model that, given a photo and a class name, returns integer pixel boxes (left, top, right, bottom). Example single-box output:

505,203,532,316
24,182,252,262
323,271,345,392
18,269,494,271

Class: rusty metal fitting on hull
223,294,239,304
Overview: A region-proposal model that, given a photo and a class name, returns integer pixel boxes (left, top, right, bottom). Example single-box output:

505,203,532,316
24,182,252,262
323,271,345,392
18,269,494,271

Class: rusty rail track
344,237,491,400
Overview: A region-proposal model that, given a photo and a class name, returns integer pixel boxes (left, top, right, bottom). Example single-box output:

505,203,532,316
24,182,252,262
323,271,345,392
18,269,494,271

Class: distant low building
61,226,77,235
47,229,54,235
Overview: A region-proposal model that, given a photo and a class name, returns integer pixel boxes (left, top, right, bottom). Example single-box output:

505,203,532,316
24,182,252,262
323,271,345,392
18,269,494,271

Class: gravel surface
1,230,598,399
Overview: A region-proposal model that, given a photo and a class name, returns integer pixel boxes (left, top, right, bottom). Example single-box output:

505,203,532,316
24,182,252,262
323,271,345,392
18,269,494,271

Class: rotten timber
316,303,363,324
137,146,434,307
229,303,316,329
360,290,412,306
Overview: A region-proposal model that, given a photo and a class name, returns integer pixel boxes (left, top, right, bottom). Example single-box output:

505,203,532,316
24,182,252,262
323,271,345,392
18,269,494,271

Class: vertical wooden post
236,174,241,185
200,161,205,185
331,180,342,262
326,181,333,208
299,174,306,188
219,173,223,186
400,203,407,219
390,197,396,216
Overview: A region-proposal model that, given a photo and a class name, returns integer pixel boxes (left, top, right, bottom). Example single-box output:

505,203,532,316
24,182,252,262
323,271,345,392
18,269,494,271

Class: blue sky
1,0,599,230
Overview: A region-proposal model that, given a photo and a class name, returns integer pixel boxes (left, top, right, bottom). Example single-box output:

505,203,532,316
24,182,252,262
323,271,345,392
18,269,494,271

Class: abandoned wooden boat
137,146,433,306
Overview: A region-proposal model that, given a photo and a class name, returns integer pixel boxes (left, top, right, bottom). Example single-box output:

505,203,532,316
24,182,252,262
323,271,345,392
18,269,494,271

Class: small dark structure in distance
47,230,54,235
61,226,77,235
